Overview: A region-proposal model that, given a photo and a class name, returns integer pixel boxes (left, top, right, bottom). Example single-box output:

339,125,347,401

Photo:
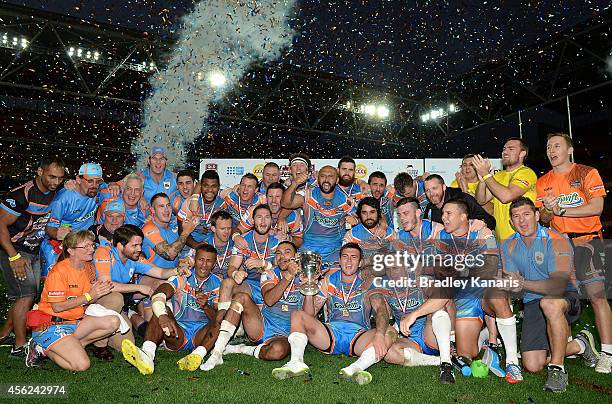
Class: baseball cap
78,163,103,179
150,146,167,158
104,199,125,216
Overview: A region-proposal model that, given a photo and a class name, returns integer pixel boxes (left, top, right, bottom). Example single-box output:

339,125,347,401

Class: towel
85,304,131,334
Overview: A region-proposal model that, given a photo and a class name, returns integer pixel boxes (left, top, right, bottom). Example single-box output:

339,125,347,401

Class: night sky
8,0,611,96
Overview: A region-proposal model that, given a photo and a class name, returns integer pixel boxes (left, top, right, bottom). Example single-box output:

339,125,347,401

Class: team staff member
502,198,599,392
0,157,65,358
97,173,149,228
141,146,177,204
473,137,537,241
26,231,120,371
537,132,611,374
40,163,104,277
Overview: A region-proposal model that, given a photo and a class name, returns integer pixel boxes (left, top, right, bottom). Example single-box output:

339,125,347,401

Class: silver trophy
297,251,323,296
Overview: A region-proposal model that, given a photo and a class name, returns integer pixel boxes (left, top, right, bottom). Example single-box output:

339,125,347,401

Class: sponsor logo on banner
226,166,245,176
406,164,419,178
205,163,218,171
355,164,368,179
253,164,265,179
280,164,291,180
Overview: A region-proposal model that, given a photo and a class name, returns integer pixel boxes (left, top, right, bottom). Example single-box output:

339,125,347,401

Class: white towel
85,304,130,334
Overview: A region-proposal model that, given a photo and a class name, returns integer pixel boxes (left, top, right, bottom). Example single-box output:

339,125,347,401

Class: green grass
1,345,610,404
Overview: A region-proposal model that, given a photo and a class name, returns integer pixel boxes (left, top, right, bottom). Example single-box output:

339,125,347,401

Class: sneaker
223,344,247,355
544,365,568,393
0,335,15,347
177,353,203,372
339,367,372,386
200,351,223,371
272,361,310,380
9,344,26,359
575,330,599,368
25,339,45,368
121,339,154,375
595,351,612,374
482,344,506,378
92,346,114,362
504,363,523,383
439,362,455,384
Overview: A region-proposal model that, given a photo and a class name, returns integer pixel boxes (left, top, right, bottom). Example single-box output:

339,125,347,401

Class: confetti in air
132,0,298,168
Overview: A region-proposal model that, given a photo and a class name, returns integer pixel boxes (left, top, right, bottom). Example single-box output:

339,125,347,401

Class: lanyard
200,196,219,225
408,222,424,253
282,276,295,301
341,275,359,306
393,284,410,313
449,222,472,256
339,183,355,198
253,236,269,261
212,237,230,271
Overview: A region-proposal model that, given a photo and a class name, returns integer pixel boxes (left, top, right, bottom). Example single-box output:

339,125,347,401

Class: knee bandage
230,301,244,314
151,293,168,317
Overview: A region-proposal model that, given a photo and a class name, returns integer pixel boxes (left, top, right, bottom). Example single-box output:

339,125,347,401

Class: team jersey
392,219,439,255
490,165,537,241
338,182,364,202
536,164,606,237
376,188,395,229
47,188,98,232
432,225,499,300
93,245,154,283
141,168,177,204
89,223,113,247
222,190,265,227
96,195,149,228
169,190,186,216
322,270,372,328
501,224,575,303
260,267,305,330
379,273,427,330
201,232,234,277
0,179,55,253
167,272,221,324
343,223,394,259
141,217,180,268
38,259,96,320
178,194,227,243
450,179,480,195
240,208,304,240
231,230,279,283
301,186,355,259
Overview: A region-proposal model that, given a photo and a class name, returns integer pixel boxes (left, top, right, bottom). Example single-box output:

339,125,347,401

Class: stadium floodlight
208,71,227,88
360,104,377,115
0,33,30,51
420,103,460,123
376,105,390,119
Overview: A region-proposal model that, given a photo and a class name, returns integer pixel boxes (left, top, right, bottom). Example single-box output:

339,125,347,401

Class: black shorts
0,249,41,300
571,237,606,287
521,292,581,353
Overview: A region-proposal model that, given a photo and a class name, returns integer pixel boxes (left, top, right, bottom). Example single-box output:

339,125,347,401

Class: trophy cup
297,251,323,296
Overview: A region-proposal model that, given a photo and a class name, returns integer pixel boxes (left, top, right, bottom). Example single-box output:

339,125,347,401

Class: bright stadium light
0,33,30,51
420,103,460,123
361,104,377,115
376,105,390,119
208,71,227,88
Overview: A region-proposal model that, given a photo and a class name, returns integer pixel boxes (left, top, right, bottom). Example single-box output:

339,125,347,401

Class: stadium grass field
1,339,610,403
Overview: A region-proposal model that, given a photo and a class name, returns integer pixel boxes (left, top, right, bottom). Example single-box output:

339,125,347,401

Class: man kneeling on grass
121,243,222,374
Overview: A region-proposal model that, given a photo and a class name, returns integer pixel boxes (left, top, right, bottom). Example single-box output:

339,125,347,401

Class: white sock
574,336,586,355
212,320,236,355
348,346,378,372
192,346,207,358
496,316,519,365
478,327,489,350
404,347,440,366
127,308,138,320
432,310,452,364
142,340,157,360
601,343,612,354
253,345,263,359
288,332,308,363
550,363,565,372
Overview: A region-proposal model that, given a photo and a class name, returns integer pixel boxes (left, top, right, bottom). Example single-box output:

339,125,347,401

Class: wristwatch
558,208,567,217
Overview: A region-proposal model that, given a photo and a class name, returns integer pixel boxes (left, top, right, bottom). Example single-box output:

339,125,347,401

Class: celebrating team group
0,132,609,393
